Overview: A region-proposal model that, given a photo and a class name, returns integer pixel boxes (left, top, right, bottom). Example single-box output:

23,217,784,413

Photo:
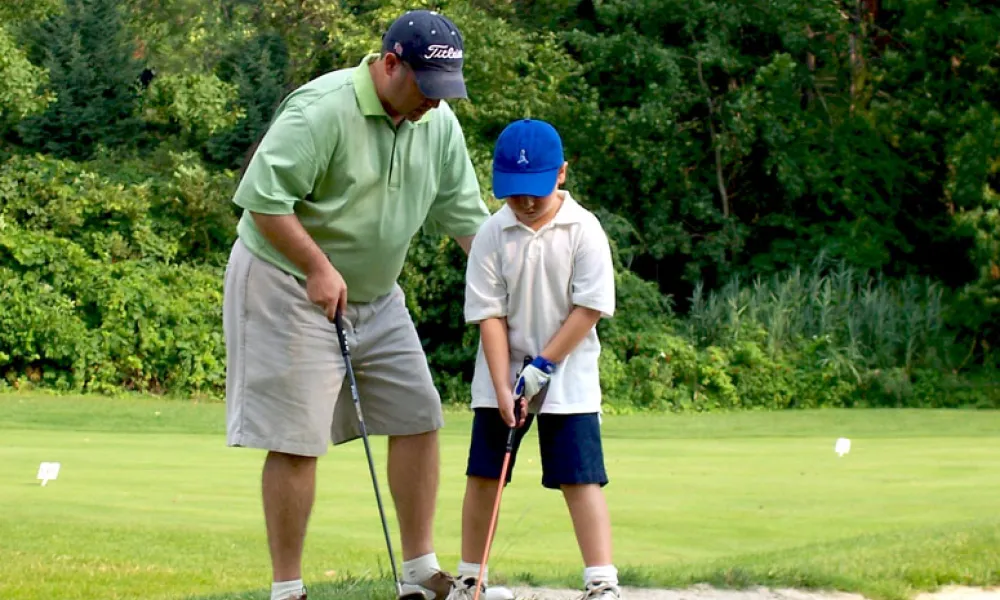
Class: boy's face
504,163,568,226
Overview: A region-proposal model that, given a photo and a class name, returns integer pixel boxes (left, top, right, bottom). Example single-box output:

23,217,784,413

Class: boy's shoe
579,581,622,599
445,576,515,600
400,570,456,599
276,586,307,600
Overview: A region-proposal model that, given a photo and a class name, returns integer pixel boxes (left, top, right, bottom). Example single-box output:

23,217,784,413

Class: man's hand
306,260,348,322
497,386,528,428
513,355,556,400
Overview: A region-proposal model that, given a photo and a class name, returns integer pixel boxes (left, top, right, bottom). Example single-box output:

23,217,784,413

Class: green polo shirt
232,54,489,303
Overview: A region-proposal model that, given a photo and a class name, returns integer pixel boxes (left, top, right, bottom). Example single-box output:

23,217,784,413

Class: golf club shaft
335,312,403,598
473,393,524,600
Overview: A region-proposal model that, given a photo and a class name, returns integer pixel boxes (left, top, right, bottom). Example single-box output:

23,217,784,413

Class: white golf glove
514,355,556,399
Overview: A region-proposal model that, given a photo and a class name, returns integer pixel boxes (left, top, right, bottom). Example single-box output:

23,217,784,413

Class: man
222,10,489,600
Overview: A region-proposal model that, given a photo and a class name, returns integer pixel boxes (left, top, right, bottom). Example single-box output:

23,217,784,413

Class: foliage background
0,0,997,409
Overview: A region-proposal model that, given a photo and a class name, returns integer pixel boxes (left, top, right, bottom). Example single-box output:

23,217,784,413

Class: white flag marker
37,462,61,486
834,438,851,457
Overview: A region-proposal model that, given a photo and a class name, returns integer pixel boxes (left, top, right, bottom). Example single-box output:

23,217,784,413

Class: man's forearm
541,306,603,363
251,212,328,275
455,234,474,255
479,317,511,394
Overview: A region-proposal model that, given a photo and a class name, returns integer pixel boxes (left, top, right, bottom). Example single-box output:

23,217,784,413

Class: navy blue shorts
465,408,609,490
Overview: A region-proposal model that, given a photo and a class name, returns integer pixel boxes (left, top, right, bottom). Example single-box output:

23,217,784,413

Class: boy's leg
562,484,613,566
538,413,620,597
456,408,534,595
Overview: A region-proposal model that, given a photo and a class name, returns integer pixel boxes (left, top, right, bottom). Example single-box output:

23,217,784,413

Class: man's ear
383,52,403,75
556,162,568,185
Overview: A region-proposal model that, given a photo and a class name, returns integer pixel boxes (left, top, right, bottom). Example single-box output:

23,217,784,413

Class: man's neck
368,60,406,126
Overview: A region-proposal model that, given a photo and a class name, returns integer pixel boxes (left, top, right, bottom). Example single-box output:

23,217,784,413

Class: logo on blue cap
382,10,467,99
492,119,565,199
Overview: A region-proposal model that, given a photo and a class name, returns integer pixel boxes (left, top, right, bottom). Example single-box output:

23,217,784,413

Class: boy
450,119,621,600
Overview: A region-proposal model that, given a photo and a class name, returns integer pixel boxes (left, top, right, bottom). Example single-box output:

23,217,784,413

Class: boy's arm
539,306,604,363
464,223,523,425
480,317,523,426
516,220,616,399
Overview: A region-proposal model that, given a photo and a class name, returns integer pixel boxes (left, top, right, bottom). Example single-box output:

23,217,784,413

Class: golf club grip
333,310,349,357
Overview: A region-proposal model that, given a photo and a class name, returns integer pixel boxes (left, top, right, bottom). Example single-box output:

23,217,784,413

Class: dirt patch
916,587,1000,600
506,584,999,600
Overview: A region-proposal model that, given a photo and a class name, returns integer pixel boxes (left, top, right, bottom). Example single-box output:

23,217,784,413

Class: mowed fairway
1,393,998,600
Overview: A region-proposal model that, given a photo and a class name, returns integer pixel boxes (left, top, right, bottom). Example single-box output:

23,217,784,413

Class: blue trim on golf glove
513,355,556,399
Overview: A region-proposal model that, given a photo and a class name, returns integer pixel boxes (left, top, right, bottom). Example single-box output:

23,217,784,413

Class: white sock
402,552,441,584
271,579,305,600
458,560,486,585
583,565,618,587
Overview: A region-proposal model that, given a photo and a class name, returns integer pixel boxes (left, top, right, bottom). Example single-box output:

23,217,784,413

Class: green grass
1,392,998,600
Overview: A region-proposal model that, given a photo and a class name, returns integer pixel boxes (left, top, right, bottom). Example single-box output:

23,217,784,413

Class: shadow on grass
184,576,399,600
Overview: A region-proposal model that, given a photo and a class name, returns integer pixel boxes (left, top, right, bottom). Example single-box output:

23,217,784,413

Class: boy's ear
557,162,568,185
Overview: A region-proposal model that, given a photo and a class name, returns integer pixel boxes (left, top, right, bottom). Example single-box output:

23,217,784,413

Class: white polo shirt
464,191,616,414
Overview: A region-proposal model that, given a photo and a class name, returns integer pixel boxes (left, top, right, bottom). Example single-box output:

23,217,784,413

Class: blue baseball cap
382,10,467,99
492,119,565,199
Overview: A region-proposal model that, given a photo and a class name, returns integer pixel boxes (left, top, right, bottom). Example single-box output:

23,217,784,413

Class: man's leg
263,451,318,582
388,430,439,560
329,285,452,598
224,239,345,600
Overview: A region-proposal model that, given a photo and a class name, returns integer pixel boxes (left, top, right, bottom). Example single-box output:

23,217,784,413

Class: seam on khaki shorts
234,243,253,444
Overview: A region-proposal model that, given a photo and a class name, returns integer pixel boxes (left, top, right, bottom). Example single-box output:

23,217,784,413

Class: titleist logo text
423,45,463,60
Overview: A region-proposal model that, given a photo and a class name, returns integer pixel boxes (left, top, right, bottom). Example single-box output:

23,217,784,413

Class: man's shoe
579,581,622,599
399,570,456,600
444,576,515,600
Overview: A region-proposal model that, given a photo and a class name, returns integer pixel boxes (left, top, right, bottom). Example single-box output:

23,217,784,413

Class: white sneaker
445,576,515,600
579,581,622,599
485,585,515,600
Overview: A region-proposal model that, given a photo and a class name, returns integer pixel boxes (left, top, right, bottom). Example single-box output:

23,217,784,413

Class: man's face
382,55,441,121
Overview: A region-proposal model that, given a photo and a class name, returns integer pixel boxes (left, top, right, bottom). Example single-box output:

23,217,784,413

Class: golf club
472,356,532,600
334,310,405,599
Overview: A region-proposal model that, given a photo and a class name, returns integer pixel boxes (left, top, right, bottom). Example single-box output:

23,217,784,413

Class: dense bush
0,0,997,409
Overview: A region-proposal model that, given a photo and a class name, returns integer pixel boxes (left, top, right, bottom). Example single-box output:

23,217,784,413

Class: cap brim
492,168,560,199
413,69,468,100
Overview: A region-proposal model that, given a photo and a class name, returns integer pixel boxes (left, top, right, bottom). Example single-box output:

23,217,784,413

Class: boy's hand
514,355,556,400
497,387,528,428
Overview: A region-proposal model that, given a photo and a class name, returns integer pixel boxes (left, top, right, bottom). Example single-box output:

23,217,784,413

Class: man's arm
252,213,348,320
425,107,490,243
234,105,346,318
252,213,328,276
454,234,474,255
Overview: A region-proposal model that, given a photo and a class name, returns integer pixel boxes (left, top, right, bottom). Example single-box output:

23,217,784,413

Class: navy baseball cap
492,119,565,199
382,10,467,99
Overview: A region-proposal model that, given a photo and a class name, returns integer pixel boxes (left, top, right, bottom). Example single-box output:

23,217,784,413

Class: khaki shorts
223,239,443,457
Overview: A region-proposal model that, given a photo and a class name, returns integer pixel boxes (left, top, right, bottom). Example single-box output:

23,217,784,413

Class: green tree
16,0,145,158
203,31,290,170
0,25,54,134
